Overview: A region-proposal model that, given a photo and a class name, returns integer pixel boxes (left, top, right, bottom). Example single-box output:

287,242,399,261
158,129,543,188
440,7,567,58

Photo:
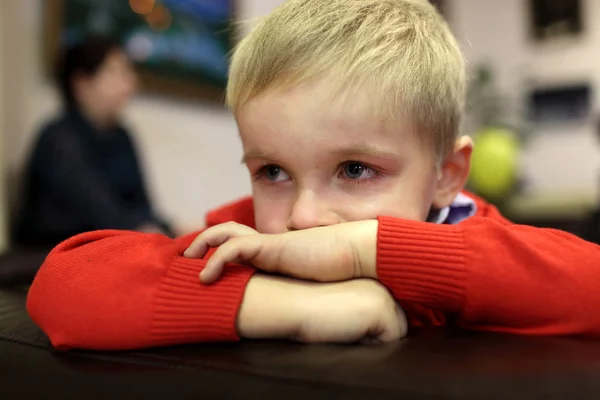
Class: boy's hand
184,221,378,284
238,275,407,344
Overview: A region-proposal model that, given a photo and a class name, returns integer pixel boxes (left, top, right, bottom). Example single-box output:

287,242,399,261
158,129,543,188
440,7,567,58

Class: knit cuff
376,216,467,313
151,257,255,346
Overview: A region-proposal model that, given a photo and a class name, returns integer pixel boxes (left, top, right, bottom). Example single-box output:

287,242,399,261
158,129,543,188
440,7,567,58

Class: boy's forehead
237,80,410,142
237,85,423,165
241,141,401,165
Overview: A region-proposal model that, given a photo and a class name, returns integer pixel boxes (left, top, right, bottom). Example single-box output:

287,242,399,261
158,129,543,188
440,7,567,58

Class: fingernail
199,270,208,282
184,248,190,256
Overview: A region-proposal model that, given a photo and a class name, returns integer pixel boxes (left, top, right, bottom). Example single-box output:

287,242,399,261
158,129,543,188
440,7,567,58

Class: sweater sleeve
26,230,255,350
375,206,600,337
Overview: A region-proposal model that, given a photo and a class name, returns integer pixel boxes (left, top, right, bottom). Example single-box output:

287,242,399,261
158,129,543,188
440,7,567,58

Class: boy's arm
27,229,254,350
376,204,600,337
27,229,407,350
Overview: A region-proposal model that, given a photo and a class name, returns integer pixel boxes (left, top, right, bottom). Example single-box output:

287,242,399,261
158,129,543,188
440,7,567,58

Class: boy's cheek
253,200,290,234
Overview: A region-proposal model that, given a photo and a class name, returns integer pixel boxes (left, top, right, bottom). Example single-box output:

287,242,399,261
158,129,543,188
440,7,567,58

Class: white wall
2,0,285,233
0,2,9,251
450,0,600,196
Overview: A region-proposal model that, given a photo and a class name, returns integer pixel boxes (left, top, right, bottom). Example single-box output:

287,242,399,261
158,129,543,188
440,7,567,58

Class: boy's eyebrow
331,144,399,160
241,145,398,164
241,151,271,164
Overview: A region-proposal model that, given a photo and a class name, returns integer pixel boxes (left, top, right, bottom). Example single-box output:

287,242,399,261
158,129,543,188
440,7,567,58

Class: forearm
237,275,407,343
375,216,600,337
27,230,254,350
237,275,309,339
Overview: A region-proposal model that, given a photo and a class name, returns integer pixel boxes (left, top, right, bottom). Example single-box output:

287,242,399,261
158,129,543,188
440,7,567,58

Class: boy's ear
433,136,473,209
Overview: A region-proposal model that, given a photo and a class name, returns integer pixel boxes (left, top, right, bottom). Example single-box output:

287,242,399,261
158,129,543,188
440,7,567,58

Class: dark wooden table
2,287,600,399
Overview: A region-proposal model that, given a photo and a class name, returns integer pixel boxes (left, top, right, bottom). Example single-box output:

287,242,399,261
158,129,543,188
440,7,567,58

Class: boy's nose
286,191,340,231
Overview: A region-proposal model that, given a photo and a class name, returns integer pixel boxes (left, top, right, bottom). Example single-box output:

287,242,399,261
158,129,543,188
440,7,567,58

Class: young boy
27,0,600,350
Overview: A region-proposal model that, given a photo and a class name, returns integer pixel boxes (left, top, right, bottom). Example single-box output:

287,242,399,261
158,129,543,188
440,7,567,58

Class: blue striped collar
428,192,477,225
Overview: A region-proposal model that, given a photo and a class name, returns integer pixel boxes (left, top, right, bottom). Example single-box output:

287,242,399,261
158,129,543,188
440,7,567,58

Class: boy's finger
185,230,231,259
185,223,257,258
199,236,265,284
199,260,225,284
200,235,260,284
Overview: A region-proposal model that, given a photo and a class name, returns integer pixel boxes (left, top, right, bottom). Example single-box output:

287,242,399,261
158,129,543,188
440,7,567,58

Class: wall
0,2,9,251
1,0,285,233
450,0,600,197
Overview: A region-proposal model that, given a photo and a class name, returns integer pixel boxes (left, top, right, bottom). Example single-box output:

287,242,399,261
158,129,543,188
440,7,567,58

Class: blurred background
0,0,598,257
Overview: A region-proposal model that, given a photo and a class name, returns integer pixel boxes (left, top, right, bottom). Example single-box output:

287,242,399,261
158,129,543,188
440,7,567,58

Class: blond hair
227,0,465,159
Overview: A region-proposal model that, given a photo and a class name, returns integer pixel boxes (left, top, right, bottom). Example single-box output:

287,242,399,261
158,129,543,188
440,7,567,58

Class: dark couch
3,288,600,398
3,251,600,399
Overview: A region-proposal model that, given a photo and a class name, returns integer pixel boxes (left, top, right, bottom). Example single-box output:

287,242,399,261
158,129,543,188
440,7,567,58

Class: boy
27,0,600,350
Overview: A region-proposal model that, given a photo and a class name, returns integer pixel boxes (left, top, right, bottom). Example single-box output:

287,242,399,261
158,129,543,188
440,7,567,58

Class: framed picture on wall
527,83,592,125
529,0,583,42
45,0,236,102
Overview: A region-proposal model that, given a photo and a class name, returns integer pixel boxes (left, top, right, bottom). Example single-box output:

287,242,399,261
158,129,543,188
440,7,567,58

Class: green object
469,128,520,199
46,0,234,100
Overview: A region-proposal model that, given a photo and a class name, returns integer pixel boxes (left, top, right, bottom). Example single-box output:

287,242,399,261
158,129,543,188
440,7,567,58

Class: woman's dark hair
54,35,121,106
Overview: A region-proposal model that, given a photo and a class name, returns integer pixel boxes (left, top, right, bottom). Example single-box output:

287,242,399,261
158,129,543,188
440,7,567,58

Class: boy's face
237,79,470,234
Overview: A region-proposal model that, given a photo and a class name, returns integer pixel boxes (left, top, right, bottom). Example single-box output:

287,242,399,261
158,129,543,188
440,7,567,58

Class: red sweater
27,193,600,350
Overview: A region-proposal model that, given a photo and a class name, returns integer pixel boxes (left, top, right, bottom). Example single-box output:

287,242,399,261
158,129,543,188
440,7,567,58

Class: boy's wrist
350,220,379,280
237,275,407,344
236,275,309,340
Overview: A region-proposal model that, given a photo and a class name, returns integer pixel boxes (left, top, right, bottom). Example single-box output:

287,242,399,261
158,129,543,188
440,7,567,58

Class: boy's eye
341,162,376,180
262,165,290,182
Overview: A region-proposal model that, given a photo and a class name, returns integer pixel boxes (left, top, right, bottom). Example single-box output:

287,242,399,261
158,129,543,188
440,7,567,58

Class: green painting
46,0,236,101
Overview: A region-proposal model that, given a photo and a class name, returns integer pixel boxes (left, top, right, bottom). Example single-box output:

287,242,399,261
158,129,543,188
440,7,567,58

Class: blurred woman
15,36,173,246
